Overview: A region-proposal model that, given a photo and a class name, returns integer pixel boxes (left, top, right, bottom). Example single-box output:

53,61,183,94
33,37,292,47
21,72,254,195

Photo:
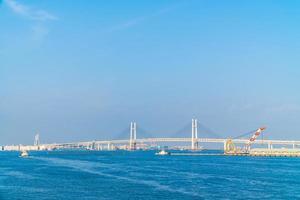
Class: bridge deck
43,138,300,148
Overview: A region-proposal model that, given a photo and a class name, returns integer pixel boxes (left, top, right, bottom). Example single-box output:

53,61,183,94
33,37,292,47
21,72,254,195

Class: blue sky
1,0,300,144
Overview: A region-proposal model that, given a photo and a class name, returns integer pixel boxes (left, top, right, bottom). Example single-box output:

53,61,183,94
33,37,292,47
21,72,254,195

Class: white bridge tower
34,133,40,150
191,119,199,150
34,133,40,146
129,122,137,150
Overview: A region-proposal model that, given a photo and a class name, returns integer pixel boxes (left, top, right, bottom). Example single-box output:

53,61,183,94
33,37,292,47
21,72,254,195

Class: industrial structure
224,127,266,155
224,127,300,157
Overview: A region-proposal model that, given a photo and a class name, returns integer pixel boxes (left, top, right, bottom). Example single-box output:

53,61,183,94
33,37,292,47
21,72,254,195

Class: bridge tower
34,133,40,150
129,122,137,150
34,133,40,146
191,119,199,150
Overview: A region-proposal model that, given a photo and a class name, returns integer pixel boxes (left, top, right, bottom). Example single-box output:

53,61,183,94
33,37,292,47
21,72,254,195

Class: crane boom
244,127,266,152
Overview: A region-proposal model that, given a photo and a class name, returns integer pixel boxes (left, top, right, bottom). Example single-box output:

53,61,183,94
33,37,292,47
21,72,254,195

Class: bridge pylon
129,122,137,150
34,133,40,146
191,119,199,150
34,133,40,150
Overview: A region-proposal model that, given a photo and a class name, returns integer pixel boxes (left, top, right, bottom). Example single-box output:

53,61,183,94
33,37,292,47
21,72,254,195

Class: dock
225,148,300,157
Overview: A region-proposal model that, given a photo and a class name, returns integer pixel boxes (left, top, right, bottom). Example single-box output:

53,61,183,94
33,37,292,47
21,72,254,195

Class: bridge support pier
129,122,137,150
34,133,40,150
191,119,198,150
92,141,96,150
268,142,273,150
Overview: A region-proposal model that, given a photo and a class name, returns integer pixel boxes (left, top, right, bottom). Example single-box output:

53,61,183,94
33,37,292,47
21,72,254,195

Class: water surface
0,150,299,199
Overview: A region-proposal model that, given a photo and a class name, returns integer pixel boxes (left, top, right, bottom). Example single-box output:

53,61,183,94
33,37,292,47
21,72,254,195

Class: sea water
0,150,299,200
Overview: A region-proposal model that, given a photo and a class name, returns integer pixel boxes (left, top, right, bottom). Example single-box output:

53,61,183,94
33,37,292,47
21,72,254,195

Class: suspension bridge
3,119,300,152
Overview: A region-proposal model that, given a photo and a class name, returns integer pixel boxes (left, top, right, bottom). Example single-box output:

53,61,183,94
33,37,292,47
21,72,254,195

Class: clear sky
1,0,300,144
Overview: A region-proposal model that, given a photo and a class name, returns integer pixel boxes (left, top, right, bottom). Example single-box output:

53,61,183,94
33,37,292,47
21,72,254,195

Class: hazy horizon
2,0,300,144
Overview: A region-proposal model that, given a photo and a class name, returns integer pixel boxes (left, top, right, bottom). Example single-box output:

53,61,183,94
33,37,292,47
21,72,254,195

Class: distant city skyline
1,0,300,144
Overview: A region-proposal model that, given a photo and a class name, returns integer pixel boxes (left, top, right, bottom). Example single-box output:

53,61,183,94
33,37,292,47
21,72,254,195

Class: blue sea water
0,150,300,200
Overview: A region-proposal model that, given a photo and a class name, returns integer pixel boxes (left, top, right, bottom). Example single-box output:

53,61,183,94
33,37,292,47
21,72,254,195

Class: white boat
155,150,171,156
20,150,29,158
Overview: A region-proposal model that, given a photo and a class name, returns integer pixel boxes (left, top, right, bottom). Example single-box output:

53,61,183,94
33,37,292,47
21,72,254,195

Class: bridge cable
233,129,257,139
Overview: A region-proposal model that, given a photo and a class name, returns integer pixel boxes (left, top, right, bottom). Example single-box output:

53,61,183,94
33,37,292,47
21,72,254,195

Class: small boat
155,150,171,156
20,150,29,158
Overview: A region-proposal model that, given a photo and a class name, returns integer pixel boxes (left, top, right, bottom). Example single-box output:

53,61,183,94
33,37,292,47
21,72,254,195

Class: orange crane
244,127,266,153
225,127,266,154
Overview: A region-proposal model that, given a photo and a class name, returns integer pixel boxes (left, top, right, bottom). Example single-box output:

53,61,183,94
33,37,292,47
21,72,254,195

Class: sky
1,0,300,145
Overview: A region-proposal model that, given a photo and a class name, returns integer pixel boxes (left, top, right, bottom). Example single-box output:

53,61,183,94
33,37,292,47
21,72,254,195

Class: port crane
225,127,266,154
